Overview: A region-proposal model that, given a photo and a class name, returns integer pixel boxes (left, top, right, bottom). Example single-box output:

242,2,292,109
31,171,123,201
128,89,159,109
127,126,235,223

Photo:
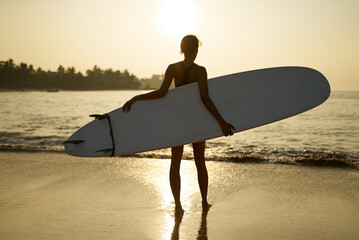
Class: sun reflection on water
156,159,200,212
151,159,203,240
109,156,207,239
110,156,200,210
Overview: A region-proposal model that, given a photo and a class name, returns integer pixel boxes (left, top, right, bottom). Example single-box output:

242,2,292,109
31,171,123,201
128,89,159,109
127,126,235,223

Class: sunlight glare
158,0,197,39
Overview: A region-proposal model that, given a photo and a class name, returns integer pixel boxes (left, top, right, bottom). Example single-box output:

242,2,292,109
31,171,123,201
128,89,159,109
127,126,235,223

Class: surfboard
65,66,330,157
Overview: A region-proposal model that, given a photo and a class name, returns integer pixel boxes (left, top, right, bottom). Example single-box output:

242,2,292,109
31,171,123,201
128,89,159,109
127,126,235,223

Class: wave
0,144,64,153
0,131,66,146
127,144,358,170
1,142,357,170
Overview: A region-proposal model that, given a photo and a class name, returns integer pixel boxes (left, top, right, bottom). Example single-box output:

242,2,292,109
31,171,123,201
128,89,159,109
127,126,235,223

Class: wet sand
0,152,358,239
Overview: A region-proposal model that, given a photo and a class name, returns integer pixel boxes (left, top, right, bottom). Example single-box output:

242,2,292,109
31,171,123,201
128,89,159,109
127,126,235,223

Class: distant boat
47,89,59,92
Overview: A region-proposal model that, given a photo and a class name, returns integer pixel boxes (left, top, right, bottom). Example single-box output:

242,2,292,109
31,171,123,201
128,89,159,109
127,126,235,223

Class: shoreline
0,148,357,170
0,152,358,239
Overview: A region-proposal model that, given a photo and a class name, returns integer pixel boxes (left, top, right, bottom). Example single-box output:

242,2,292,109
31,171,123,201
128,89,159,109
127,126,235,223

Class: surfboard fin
95,148,114,153
90,113,115,157
90,114,109,120
64,140,85,144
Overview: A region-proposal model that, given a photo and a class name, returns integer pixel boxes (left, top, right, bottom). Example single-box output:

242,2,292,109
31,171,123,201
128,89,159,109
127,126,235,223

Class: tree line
0,59,144,90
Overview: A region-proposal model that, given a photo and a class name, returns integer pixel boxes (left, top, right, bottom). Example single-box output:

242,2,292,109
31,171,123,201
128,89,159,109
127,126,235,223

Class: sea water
0,90,358,169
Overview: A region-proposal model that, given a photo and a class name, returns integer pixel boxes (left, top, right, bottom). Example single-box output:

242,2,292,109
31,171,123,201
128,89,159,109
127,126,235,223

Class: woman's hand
220,121,235,136
122,98,136,113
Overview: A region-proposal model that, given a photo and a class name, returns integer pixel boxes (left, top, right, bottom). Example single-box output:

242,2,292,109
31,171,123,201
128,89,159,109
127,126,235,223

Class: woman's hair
180,35,202,56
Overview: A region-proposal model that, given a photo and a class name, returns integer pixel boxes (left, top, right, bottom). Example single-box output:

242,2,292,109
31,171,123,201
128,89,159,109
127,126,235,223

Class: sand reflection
196,209,209,239
160,208,209,240
169,213,184,240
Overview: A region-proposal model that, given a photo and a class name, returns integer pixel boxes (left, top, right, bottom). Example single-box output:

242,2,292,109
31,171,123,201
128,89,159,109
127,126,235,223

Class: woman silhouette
123,35,234,213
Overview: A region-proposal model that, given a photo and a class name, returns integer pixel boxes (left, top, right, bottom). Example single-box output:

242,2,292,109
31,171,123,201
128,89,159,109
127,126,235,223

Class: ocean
0,90,358,169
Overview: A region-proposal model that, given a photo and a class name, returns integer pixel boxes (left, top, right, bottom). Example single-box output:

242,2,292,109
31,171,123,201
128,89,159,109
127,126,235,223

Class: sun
158,0,197,39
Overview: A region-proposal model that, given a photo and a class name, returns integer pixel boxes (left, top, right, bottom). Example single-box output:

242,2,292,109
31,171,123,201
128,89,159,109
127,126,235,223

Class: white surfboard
65,66,330,157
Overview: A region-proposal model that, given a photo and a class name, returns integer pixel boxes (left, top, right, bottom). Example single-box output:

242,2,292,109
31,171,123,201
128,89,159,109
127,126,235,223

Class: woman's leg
170,145,184,211
192,141,210,208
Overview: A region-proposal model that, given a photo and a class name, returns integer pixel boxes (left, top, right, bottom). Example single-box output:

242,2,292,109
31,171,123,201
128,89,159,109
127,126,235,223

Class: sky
0,0,358,91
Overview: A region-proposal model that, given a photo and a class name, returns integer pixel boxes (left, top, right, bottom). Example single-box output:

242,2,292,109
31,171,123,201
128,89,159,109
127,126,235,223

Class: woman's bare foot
202,201,211,211
175,204,184,216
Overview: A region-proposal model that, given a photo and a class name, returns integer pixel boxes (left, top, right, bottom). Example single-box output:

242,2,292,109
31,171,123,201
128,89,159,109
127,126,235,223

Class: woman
123,35,234,213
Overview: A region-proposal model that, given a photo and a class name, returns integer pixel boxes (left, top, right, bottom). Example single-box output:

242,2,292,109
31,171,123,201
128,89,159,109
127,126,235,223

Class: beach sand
0,152,358,240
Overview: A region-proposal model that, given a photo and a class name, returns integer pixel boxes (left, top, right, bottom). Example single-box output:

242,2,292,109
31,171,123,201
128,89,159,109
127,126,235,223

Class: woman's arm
198,67,235,136
123,65,174,112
